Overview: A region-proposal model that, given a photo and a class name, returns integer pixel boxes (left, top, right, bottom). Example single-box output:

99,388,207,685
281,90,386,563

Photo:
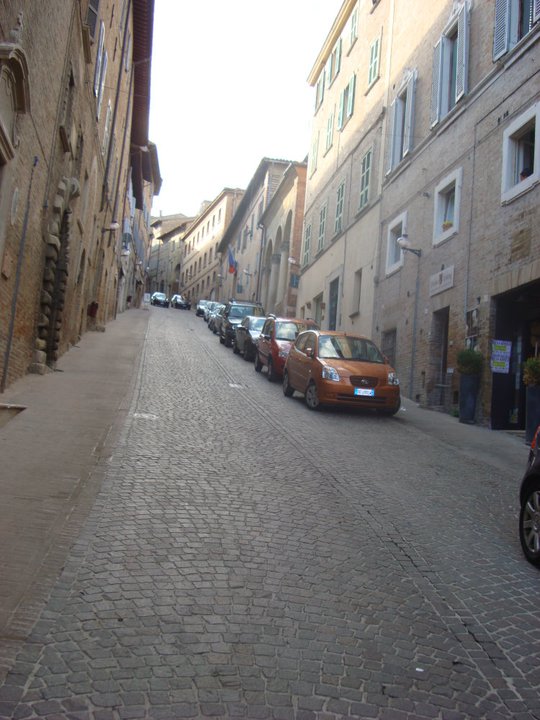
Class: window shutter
347,75,356,118
430,40,442,127
337,91,345,130
493,0,510,60
387,99,397,173
403,71,417,156
533,0,540,23
93,22,105,96
97,50,108,119
336,38,342,76
455,2,469,102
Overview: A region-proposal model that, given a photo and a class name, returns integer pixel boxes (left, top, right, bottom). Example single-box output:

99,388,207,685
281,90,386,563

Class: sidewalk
0,308,149,682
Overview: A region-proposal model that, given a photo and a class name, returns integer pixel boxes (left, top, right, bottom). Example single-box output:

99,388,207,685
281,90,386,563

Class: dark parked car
519,424,540,567
283,330,401,413
255,316,319,381
171,294,191,309
150,292,169,308
233,315,265,361
220,301,265,347
196,299,209,317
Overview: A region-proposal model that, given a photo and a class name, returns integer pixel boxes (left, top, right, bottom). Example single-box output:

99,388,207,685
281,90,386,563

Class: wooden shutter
387,99,397,173
455,3,469,102
430,40,442,127
337,91,344,130
93,22,105,96
493,0,510,59
533,0,540,23
347,75,356,118
403,71,417,157
96,50,108,119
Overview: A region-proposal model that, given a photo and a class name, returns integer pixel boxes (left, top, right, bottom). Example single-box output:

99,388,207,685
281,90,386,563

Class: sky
149,0,343,218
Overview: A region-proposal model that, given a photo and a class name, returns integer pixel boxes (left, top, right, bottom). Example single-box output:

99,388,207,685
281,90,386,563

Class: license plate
354,388,374,396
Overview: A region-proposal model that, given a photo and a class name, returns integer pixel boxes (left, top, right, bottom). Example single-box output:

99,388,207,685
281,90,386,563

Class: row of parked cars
196,299,401,415
194,299,540,569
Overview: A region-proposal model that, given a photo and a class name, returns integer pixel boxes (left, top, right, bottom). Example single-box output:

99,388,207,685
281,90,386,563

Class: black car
519,424,540,567
171,294,191,310
150,292,169,308
233,315,265,361
219,301,265,348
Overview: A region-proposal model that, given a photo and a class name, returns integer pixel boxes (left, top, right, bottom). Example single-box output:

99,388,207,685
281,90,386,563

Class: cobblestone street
1,308,539,720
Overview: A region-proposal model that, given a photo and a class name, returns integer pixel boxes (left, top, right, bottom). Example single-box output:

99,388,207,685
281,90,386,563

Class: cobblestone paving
0,310,539,719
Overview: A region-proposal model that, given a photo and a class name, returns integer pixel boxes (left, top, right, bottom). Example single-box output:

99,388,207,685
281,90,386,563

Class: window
326,38,342,87
93,21,105,97
388,70,417,172
86,0,100,38
102,100,112,155
318,204,327,252
493,0,540,60
315,70,325,111
302,224,312,266
337,75,356,130
335,182,345,235
431,3,469,126
368,36,381,87
501,102,539,202
433,167,462,243
359,149,372,210
325,110,334,153
386,212,407,274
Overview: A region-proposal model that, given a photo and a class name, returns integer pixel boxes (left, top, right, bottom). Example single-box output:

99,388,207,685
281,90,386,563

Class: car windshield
155,293,166,299
250,317,265,331
317,335,385,363
275,321,315,341
230,305,259,319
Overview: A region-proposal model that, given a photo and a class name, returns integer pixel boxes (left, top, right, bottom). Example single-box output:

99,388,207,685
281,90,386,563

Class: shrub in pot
457,349,483,424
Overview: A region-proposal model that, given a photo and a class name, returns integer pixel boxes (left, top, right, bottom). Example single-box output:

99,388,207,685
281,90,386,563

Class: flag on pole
228,246,237,274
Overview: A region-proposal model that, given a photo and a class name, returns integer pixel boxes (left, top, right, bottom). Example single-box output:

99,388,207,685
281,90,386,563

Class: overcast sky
149,0,343,218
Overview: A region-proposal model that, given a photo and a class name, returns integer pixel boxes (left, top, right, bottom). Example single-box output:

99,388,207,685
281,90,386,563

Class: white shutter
403,71,417,157
337,90,345,130
455,3,469,102
96,50,108,119
93,21,105,96
533,0,540,23
493,0,510,60
387,99,397,173
347,75,356,118
430,40,442,127
336,38,342,76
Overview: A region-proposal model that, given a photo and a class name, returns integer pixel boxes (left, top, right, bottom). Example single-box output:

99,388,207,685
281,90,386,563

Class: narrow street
0,307,539,720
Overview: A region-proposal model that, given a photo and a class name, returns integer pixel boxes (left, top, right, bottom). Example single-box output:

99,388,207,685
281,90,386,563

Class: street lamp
397,235,422,401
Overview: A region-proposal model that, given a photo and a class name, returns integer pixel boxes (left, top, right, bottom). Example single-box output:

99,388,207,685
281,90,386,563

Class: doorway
428,307,450,409
328,277,339,330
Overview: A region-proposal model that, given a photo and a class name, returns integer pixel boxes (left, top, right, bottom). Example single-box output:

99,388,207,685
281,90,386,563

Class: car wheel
225,335,232,348
519,479,540,566
283,370,294,397
233,340,240,355
243,348,252,362
267,358,276,382
254,352,262,373
219,333,225,345
305,381,320,410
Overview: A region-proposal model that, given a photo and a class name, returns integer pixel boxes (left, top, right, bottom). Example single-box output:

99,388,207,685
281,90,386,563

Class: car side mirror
305,347,314,358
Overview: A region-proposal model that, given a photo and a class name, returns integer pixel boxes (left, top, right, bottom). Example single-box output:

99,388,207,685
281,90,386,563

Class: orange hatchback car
283,330,401,414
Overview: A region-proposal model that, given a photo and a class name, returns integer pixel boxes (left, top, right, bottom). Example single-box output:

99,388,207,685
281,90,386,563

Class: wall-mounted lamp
102,221,120,234
288,257,299,265
397,235,421,257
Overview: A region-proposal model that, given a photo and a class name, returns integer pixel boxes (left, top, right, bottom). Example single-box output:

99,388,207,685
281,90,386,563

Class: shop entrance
491,280,540,429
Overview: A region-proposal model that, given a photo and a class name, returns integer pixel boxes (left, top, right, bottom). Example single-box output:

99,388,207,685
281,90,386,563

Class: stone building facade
218,158,293,309
258,162,307,318
300,0,539,430
0,0,158,391
182,189,244,305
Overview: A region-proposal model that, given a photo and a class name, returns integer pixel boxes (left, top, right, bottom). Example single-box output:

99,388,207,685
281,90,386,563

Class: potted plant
442,220,454,231
457,348,483,424
523,356,540,443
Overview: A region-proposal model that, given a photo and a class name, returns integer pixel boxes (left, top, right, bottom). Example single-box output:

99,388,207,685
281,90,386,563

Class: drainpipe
1,156,39,393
